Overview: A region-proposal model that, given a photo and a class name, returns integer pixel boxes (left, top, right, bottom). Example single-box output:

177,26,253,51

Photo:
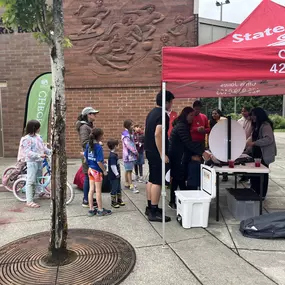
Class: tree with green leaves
0,0,72,263
201,96,283,118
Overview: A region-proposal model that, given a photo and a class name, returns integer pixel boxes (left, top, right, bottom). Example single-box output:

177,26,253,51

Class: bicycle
2,158,50,192
12,157,74,205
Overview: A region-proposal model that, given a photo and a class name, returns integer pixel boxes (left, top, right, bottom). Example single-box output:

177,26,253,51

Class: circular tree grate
0,229,136,285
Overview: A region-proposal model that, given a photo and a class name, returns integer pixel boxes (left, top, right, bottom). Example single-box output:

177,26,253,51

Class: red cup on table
255,158,261,167
228,160,235,168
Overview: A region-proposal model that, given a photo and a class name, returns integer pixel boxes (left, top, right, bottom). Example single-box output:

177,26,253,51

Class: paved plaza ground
1,133,285,285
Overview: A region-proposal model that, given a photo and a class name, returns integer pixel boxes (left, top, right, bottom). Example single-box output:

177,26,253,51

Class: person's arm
102,8,110,19
155,125,163,157
83,145,89,163
176,123,203,156
98,162,107,175
253,124,274,147
153,13,165,24
79,125,90,149
123,137,138,155
155,113,170,162
204,116,211,134
97,146,107,175
133,134,139,145
74,4,85,15
140,134,145,145
124,10,141,15
190,125,199,133
105,23,118,36
44,146,51,156
109,156,119,177
111,165,119,177
40,137,51,156
167,28,180,36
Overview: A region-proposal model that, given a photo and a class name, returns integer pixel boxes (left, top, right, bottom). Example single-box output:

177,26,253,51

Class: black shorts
146,151,169,186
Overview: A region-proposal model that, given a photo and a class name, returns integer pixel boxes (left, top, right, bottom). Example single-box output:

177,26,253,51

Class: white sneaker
138,177,145,183
132,188,139,194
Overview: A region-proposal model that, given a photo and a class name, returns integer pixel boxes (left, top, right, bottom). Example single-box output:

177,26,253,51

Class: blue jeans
83,174,89,203
26,161,42,203
110,179,121,195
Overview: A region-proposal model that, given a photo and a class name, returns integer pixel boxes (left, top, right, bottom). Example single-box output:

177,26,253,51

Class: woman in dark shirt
168,107,210,209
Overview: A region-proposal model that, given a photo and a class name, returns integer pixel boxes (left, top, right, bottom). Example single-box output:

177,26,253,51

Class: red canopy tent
159,0,285,245
162,0,285,98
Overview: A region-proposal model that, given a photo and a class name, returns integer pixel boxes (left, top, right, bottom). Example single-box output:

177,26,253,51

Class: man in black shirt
144,90,175,222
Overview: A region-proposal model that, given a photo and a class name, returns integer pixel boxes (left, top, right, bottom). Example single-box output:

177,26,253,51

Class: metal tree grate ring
0,229,136,285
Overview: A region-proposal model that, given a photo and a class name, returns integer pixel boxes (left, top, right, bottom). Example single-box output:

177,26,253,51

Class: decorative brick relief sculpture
64,0,196,87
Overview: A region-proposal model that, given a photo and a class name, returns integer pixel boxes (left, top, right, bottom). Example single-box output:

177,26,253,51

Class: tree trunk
48,0,68,262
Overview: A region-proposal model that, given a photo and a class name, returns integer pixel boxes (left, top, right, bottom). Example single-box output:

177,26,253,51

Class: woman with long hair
75,107,99,207
168,107,210,209
209,108,228,181
246,107,276,198
209,109,224,130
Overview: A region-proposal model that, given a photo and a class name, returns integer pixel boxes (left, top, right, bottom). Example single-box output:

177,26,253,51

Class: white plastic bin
226,190,260,221
176,191,211,228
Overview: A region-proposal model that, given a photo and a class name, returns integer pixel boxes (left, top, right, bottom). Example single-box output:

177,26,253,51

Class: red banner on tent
162,0,285,98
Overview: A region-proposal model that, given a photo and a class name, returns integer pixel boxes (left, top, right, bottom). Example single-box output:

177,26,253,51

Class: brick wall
0,1,197,158
0,33,50,156
66,87,194,158
0,32,195,158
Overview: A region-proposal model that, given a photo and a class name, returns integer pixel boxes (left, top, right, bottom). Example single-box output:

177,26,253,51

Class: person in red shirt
190,100,210,150
167,109,178,138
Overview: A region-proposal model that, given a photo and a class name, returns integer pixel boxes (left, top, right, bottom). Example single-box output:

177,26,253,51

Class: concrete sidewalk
1,133,285,285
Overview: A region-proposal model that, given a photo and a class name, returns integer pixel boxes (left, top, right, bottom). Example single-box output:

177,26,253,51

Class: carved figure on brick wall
89,33,133,71
74,0,110,35
153,33,172,66
124,4,165,41
167,15,194,47
103,16,143,55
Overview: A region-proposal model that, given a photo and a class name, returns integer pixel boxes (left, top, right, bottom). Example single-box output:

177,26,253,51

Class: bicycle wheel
13,178,27,202
2,166,16,192
42,172,51,192
66,182,74,205
44,181,74,205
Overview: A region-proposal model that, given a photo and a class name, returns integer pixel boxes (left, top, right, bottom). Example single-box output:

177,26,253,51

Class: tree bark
48,0,68,261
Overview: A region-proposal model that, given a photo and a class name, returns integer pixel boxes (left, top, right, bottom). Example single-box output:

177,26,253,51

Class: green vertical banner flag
24,72,52,142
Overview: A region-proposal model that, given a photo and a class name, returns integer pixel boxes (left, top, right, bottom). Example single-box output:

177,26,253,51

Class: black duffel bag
240,212,285,239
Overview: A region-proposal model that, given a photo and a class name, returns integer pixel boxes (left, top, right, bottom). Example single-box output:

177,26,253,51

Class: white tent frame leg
162,81,167,246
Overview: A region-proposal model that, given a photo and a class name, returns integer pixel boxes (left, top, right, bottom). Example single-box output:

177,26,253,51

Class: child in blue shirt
107,139,125,208
84,128,111,217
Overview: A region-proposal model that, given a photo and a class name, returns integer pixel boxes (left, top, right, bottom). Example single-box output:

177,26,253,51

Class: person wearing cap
76,107,99,207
